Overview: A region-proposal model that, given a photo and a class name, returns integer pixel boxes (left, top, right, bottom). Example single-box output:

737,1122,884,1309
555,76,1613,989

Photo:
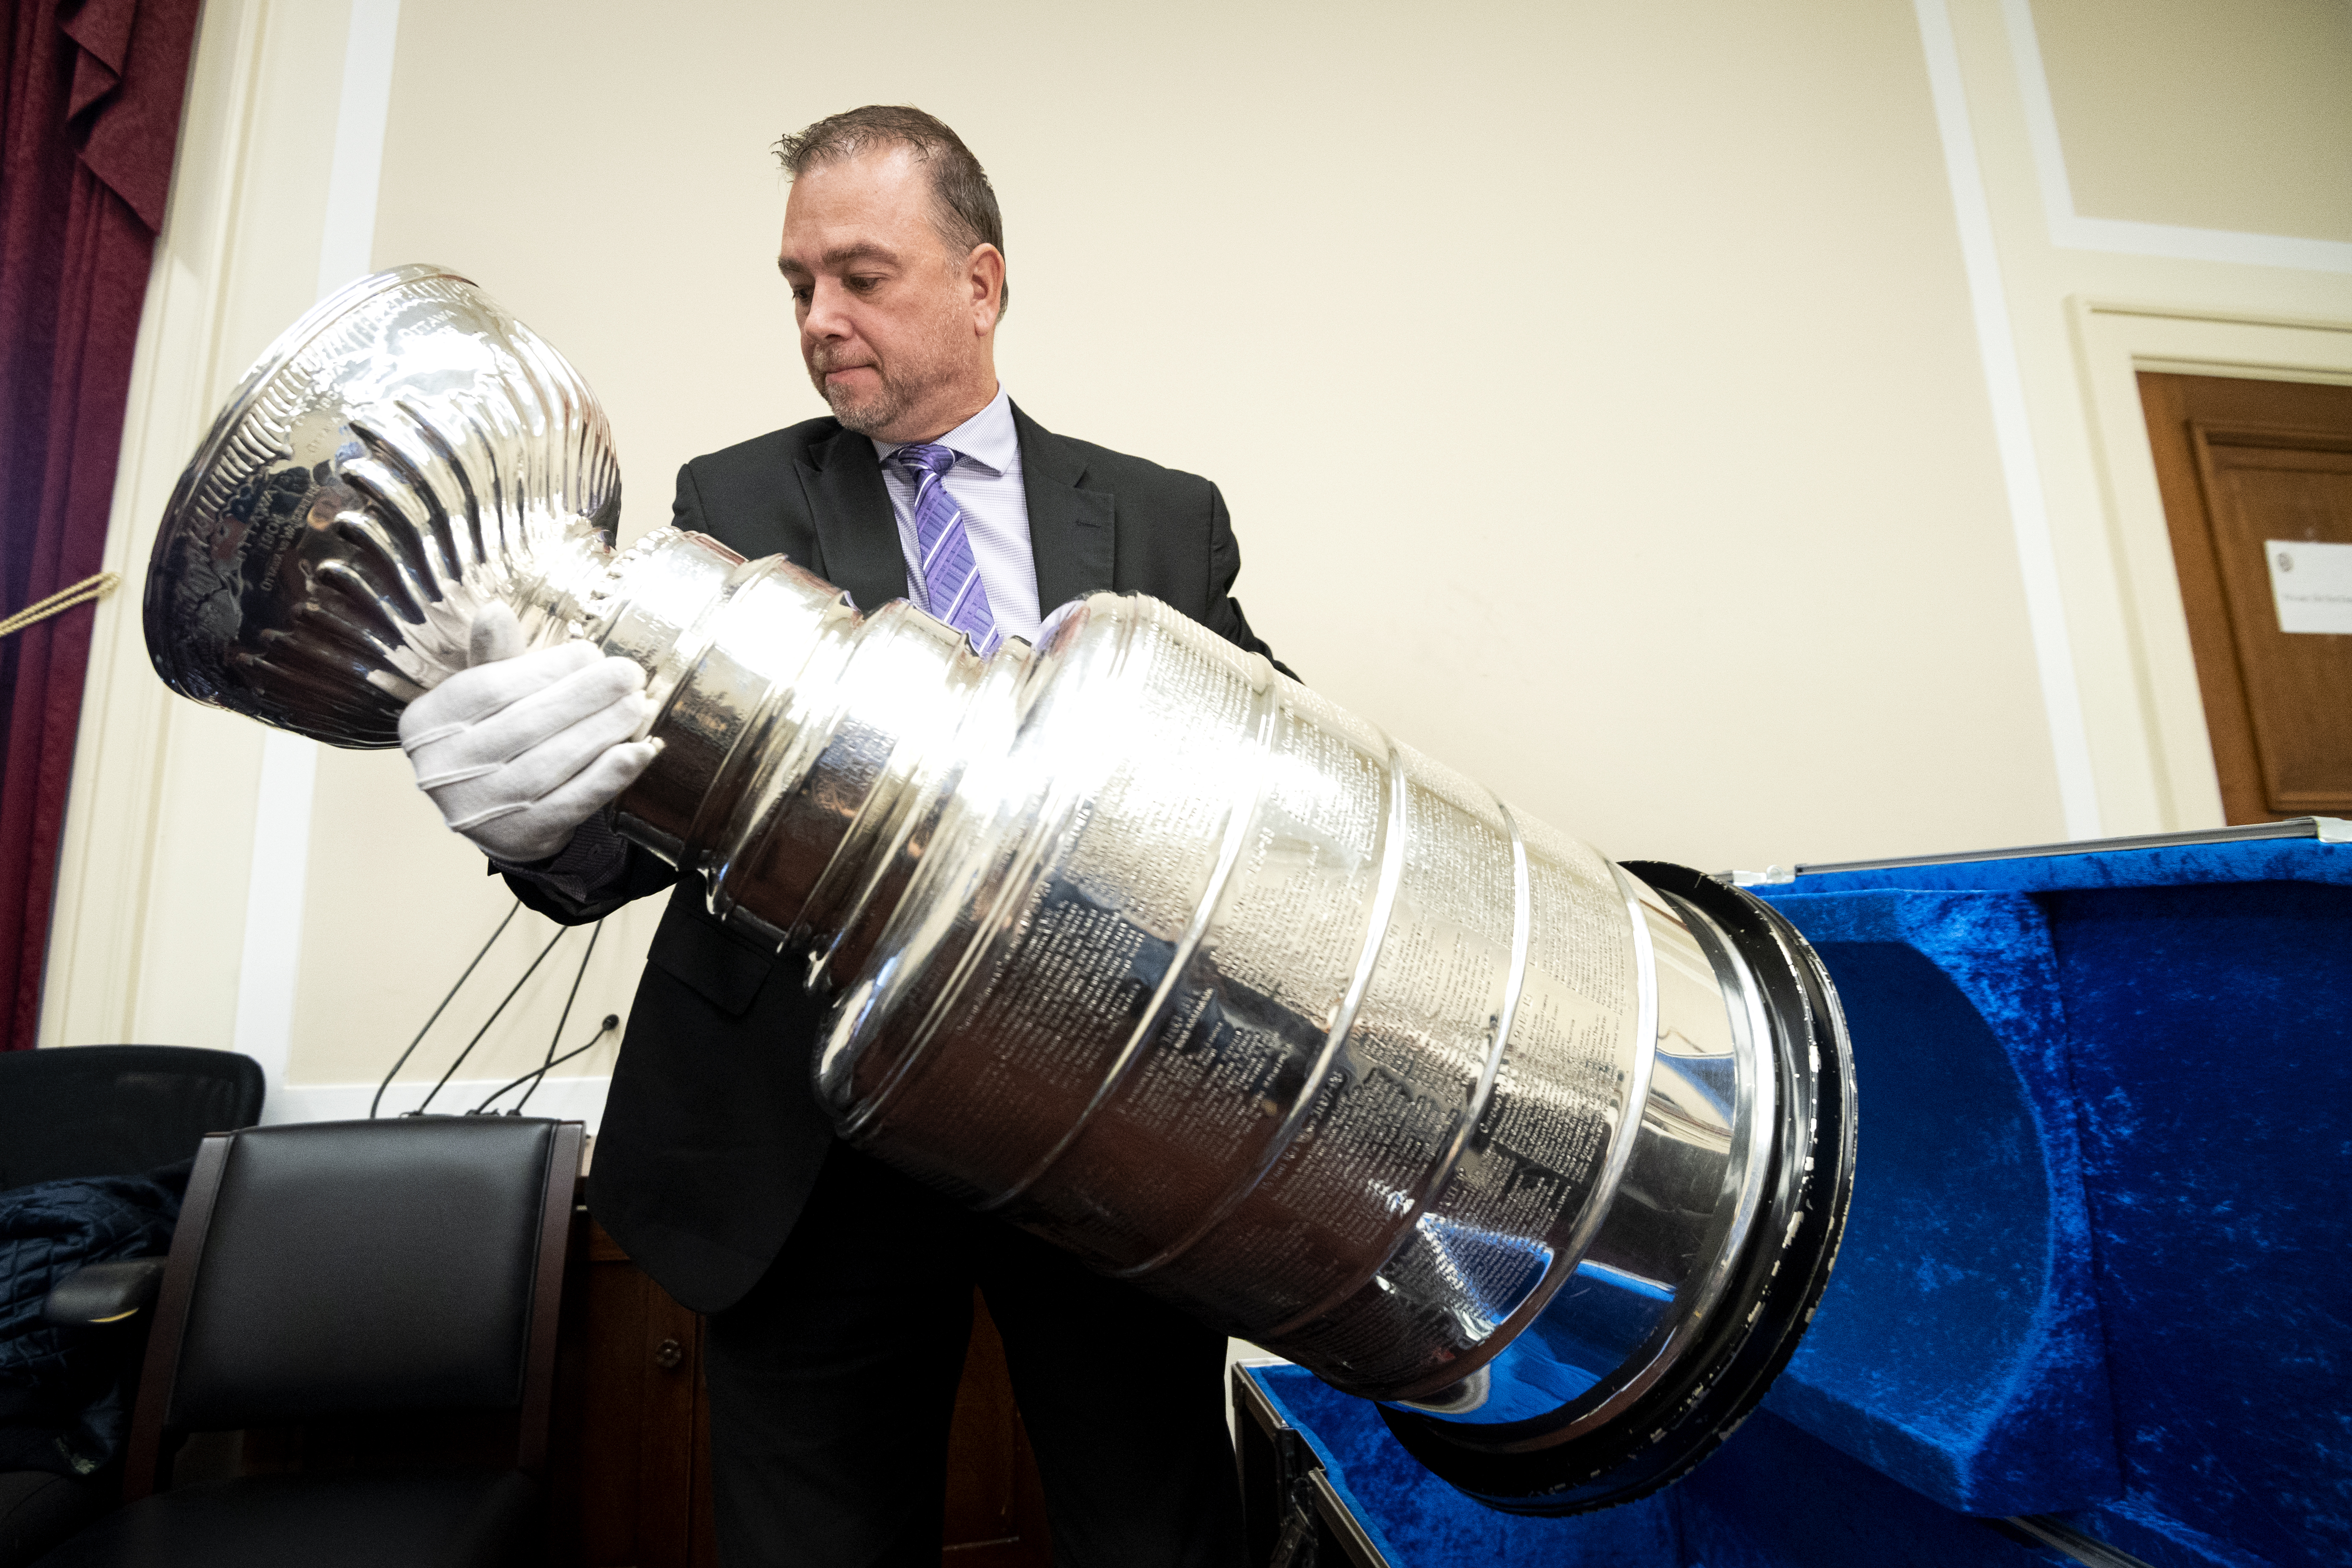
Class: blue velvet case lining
1248,838,2350,1568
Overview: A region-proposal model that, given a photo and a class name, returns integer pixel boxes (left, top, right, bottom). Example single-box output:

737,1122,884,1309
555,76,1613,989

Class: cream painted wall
2032,0,2352,243
43,0,2352,1113
241,0,2079,1095
366,0,2054,881
290,742,652,1108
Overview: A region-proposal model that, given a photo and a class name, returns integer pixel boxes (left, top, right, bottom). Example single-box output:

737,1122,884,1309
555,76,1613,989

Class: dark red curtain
0,0,201,1050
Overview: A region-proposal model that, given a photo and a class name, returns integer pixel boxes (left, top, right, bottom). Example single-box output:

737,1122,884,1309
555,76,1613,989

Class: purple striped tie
888,442,1001,655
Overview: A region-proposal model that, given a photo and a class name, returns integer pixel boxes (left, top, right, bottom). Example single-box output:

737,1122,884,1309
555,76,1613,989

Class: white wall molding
1913,0,2103,839
229,730,316,1089
2001,0,2352,276
319,0,399,296
44,0,407,1080
229,0,399,1101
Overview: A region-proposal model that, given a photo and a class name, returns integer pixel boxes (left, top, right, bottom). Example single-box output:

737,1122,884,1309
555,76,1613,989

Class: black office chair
0,1048,265,1191
31,1117,582,1568
1,1048,265,1567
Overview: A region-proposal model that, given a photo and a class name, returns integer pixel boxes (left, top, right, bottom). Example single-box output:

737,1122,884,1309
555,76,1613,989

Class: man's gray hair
775,105,1008,314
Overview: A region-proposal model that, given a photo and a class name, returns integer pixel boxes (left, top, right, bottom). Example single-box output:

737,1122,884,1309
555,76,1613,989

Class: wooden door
2139,372,2352,823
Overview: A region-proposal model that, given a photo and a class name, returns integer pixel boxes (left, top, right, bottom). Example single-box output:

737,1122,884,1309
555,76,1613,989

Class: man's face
778,145,1000,443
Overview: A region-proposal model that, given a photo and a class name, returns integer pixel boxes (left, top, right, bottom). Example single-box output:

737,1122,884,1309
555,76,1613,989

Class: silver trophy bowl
145,265,1855,1513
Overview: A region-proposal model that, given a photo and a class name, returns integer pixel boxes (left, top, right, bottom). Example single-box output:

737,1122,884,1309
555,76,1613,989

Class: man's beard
813,362,907,437
807,294,967,438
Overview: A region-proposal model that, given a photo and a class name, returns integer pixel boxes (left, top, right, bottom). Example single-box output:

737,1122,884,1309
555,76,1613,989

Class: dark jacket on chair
0,1166,184,1476
508,405,1288,1313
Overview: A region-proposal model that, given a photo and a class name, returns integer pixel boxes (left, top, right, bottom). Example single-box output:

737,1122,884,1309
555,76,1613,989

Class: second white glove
397,605,660,863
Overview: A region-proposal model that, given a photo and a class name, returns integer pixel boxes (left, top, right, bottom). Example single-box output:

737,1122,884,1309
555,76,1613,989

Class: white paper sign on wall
2264,539,2352,635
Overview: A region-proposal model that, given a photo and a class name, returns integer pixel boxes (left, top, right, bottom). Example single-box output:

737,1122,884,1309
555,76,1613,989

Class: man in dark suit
396,107,1283,1567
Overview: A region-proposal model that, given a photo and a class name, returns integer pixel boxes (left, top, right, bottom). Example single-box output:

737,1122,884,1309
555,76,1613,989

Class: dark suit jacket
511,404,1288,1313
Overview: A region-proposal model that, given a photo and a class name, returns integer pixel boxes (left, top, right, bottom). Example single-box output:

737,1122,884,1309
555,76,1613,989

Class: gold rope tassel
0,571,122,640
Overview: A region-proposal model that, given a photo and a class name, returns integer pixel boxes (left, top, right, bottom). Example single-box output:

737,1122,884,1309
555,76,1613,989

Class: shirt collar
871,384,1017,476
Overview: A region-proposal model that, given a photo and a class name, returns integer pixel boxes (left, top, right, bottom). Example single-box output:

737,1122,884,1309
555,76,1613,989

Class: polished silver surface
144,265,620,746
810,600,1670,1399
144,267,1852,1512
1403,883,1773,1428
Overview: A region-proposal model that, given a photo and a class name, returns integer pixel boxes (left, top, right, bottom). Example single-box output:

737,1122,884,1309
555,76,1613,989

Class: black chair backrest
0,1046,265,1190
142,1118,576,1444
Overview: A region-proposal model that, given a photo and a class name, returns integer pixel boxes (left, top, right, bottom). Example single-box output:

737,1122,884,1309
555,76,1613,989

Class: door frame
2067,299,2352,831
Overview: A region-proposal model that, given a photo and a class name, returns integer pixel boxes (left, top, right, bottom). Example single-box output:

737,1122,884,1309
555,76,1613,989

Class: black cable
372,899,523,1119
487,918,603,1115
410,923,567,1116
471,1015,621,1114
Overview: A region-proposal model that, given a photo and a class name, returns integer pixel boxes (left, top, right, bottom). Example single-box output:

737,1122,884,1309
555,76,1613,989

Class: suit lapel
1015,404,1116,616
794,426,908,615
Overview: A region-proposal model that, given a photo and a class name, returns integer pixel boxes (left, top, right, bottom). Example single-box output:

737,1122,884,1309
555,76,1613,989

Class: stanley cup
144,266,1855,1513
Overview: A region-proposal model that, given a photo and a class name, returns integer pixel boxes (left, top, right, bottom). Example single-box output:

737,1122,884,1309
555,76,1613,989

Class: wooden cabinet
937,1291,1052,1567
550,1217,1049,1568
547,1218,716,1567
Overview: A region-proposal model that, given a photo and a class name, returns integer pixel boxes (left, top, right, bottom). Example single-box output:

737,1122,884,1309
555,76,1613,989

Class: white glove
397,605,660,863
